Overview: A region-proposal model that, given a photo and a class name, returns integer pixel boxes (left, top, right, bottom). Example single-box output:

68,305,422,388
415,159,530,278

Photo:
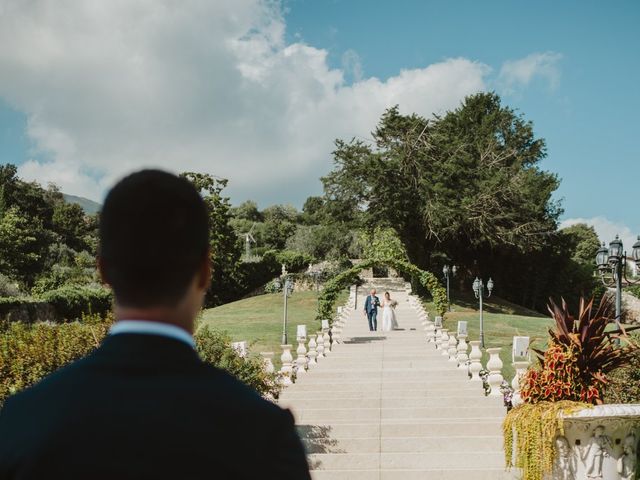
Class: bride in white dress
381,291,399,332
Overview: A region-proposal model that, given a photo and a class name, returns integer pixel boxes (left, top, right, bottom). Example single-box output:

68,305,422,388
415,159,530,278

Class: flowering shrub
519,296,638,405
503,296,638,480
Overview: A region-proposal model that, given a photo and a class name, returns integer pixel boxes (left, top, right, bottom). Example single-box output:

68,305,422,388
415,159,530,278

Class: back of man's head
99,170,209,308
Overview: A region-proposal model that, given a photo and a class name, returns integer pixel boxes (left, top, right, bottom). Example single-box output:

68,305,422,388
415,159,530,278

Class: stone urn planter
553,404,640,480
508,404,640,480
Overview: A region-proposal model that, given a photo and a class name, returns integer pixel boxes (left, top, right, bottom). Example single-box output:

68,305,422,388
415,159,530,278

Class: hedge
1,314,281,407
0,286,113,323
39,286,113,320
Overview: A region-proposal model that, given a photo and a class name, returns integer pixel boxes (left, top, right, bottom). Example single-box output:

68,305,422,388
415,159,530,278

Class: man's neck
114,305,195,335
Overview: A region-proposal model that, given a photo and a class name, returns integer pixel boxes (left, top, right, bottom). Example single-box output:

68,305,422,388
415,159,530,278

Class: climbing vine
503,401,590,480
316,257,447,322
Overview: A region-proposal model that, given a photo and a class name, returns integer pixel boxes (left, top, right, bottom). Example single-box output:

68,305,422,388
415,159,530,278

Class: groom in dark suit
0,170,310,480
364,288,380,331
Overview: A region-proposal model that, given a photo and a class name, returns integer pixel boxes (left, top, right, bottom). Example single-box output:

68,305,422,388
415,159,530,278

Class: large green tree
181,172,242,306
323,93,561,266
321,93,587,311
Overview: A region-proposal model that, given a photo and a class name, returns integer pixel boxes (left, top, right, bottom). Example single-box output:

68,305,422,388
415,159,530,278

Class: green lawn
200,288,552,381
423,293,553,381
200,291,346,365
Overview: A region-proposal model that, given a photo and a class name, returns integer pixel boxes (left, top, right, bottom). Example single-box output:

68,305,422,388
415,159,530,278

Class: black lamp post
442,264,457,311
473,277,494,349
274,277,294,345
595,234,640,327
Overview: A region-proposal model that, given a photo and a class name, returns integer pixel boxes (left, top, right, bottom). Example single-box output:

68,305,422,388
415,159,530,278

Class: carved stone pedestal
511,405,640,480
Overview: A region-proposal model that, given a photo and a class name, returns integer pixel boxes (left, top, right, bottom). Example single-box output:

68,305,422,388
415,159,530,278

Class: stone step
280,396,503,409
292,407,505,422
308,452,505,470
303,435,504,454
297,420,504,438
295,370,472,379
310,469,517,480
288,381,484,392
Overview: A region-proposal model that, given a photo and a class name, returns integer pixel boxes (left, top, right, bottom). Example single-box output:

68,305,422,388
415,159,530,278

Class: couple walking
364,289,398,332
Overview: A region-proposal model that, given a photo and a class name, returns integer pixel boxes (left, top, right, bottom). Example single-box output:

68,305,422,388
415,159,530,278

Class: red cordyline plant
520,296,639,405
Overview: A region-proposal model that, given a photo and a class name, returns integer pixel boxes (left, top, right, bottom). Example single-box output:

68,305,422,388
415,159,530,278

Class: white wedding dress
381,300,398,332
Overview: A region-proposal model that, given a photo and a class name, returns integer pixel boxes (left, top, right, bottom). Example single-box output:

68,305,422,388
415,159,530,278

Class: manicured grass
200,287,552,381
200,291,346,366
423,293,553,381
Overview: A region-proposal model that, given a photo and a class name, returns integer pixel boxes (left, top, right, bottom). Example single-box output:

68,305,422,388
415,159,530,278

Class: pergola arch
316,258,447,323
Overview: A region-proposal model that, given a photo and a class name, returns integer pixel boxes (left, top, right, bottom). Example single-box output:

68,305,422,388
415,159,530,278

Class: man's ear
197,250,212,291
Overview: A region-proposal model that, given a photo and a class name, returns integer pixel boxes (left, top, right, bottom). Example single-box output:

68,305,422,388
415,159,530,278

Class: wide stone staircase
278,285,515,479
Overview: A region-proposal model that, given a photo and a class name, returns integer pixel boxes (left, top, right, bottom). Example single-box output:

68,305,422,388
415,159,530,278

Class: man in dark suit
364,289,380,331
0,170,311,479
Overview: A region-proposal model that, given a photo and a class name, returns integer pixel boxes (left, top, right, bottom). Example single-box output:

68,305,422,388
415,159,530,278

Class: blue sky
0,0,638,246
283,0,640,240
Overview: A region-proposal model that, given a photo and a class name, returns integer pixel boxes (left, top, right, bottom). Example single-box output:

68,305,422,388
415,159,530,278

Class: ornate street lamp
595,234,640,327
274,277,294,345
473,277,494,349
442,264,457,312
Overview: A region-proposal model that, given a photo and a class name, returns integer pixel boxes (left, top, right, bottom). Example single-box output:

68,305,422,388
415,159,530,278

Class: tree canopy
320,93,597,312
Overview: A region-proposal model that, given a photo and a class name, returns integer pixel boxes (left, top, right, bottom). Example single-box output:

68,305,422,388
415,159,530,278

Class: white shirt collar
109,320,195,349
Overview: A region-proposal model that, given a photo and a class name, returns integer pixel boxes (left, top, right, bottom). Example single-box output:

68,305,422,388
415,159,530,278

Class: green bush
1,315,280,407
604,334,640,404
625,285,640,300
195,326,281,399
39,285,112,321
0,273,22,297
0,313,112,405
0,296,56,323
272,250,315,273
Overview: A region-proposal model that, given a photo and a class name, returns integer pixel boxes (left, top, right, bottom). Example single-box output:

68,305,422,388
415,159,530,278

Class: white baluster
468,341,482,381
425,321,436,343
260,352,275,374
486,347,504,396
296,338,308,375
323,330,331,354
456,335,469,370
511,360,530,406
434,326,443,349
280,345,294,386
316,332,325,359
447,333,458,362
307,336,318,367
440,329,450,356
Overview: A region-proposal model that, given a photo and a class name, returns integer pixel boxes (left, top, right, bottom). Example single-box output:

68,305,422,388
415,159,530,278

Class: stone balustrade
486,347,504,396
296,337,308,375
456,334,469,370
280,344,294,386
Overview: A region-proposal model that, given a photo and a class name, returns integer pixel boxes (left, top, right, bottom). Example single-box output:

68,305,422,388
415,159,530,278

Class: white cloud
0,0,490,204
341,49,363,82
498,52,563,95
560,217,638,252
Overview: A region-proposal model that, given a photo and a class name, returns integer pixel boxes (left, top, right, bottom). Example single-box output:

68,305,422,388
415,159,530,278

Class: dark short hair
99,170,209,307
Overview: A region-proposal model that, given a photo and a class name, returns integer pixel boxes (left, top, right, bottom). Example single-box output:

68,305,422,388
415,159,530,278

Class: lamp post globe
452,265,458,275
487,278,494,295
608,235,623,263
596,243,609,270
473,277,481,296
443,265,449,276
632,236,640,267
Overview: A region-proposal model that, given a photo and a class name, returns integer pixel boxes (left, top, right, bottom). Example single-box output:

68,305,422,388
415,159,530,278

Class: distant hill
62,194,102,214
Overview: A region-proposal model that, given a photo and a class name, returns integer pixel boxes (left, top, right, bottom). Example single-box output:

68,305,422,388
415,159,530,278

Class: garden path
278,288,517,479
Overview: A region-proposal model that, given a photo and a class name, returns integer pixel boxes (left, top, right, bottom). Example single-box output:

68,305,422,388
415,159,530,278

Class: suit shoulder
198,363,285,415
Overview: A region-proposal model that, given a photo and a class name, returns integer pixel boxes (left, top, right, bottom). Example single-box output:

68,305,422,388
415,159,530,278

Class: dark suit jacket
364,295,379,314
0,334,311,480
